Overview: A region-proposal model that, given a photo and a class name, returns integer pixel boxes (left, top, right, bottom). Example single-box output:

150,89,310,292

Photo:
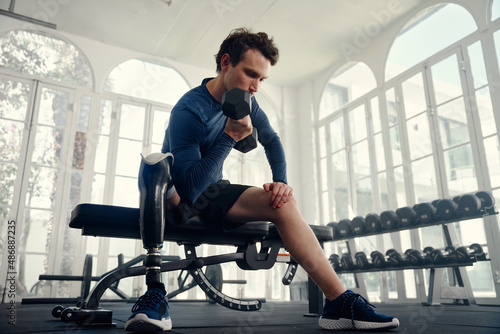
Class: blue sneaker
319,290,399,330
125,288,172,332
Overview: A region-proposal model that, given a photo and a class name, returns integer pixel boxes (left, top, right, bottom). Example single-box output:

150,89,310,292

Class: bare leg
226,187,346,301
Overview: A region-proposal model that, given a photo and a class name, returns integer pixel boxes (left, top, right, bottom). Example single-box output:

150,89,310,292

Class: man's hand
263,182,293,209
225,115,253,142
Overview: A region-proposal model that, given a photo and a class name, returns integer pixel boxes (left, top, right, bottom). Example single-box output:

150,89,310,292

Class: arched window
0,30,93,87
386,4,477,79
104,59,189,105
492,0,500,21
319,62,376,120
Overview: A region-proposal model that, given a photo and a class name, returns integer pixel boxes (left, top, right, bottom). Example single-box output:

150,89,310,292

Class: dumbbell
406,247,434,266
328,222,339,239
457,194,482,217
364,213,382,233
350,216,366,235
340,253,355,271
329,254,341,271
336,219,352,238
355,251,377,269
370,249,404,268
221,88,258,153
396,206,417,227
380,210,399,230
429,246,456,264
476,191,495,211
414,202,436,224
456,243,485,262
435,198,458,221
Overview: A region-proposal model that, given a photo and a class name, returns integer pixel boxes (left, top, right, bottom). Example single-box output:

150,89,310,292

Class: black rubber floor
3,300,500,333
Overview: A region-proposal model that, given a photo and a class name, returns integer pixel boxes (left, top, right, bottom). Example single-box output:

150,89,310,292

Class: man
125,28,399,332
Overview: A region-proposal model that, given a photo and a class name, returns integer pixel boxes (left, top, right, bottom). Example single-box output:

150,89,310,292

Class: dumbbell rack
333,207,497,306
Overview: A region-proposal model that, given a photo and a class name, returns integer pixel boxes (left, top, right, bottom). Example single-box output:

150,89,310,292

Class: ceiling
0,0,433,86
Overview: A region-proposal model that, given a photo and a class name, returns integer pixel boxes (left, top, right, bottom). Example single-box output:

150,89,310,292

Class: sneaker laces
340,291,376,329
131,289,168,312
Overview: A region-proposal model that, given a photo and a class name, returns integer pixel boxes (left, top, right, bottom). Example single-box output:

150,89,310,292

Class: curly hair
215,28,279,73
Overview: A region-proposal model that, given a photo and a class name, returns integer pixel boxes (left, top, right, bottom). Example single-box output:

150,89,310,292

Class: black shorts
179,180,251,224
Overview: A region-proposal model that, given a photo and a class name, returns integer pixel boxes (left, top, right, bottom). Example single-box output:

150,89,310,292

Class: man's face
224,49,271,96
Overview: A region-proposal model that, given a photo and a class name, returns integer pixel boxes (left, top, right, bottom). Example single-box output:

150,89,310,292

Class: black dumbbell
350,216,366,235
340,253,355,271
329,254,341,271
457,194,482,217
475,191,495,211
430,246,456,264
336,219,352,238
396,206,417,227
436,198,458,221
221,88,258,153
456,243,485,262
414,202,436,224
380,210,399,230
354,252,373,269
406,247,434,266
370,249,403,268
364,213,382,233
328,222,339,239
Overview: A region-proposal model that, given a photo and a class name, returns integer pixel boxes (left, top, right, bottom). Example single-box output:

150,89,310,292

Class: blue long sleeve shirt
162,78,287,204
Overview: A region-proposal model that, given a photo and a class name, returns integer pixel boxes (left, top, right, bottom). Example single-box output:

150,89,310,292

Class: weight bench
54,203,332,325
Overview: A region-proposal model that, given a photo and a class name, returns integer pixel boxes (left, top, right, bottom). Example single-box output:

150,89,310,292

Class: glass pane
352,140,370,179
432,54,463,105
152,109,171,145
332,150,348,186
373,133,386,172
371,97,381,134
494,0,500,21
26,167,59,209
119,104,145,140
444,144,477,195
386,4,477,79
467,41,487,89
320,158,328,191
484,136,500,188
113,176,139,207
69,170,83,210
91,173,106,204
378,172,389,211
319,126,327,158
320,62,376,119
22,209,51,252
0,119,24,162
94,135,109,173
76,95,91,132
436,98,469,149
349,105,367,143
109,239,137,258
31,126,64,167
334,186,349,221
0,30,92,87
402,72,427,119
99,100,113,135
72,131,86,170
394,166,406,206
0,162,17,205
115,139,142,177
407,112,432,160
0,78,30,121
38,88,69,127
322,192,330,223
476,87,497,137
105,59,189,105
386,88,398,126
355,177,372,216
330,116,344,152
412,155,438,203
390,126,402,166
244,160,267,187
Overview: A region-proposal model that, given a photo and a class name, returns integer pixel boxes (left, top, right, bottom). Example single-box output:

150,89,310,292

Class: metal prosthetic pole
138,152,173,289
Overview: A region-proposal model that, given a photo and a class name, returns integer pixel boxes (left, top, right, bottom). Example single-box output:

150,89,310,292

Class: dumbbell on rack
414,202,436,224
370,249,405,268
429,246,457,264
380,210,399,230
336,219,352,239
457,194,482,217
350,216,366,236
340,253,355,271
435,198,458,221
329,254,341,271
355,251,380,269
364,213,382,233
406,247,434,266
456,243,486,262
396,206,417,227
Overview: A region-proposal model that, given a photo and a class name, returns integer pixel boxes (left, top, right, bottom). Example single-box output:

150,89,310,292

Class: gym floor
4,300,500,334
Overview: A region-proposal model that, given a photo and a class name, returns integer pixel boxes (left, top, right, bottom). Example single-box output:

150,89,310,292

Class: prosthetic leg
138,152,173,292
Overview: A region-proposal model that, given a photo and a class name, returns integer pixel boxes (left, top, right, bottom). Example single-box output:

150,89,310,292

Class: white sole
125,313,172,332
318,316,399,330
